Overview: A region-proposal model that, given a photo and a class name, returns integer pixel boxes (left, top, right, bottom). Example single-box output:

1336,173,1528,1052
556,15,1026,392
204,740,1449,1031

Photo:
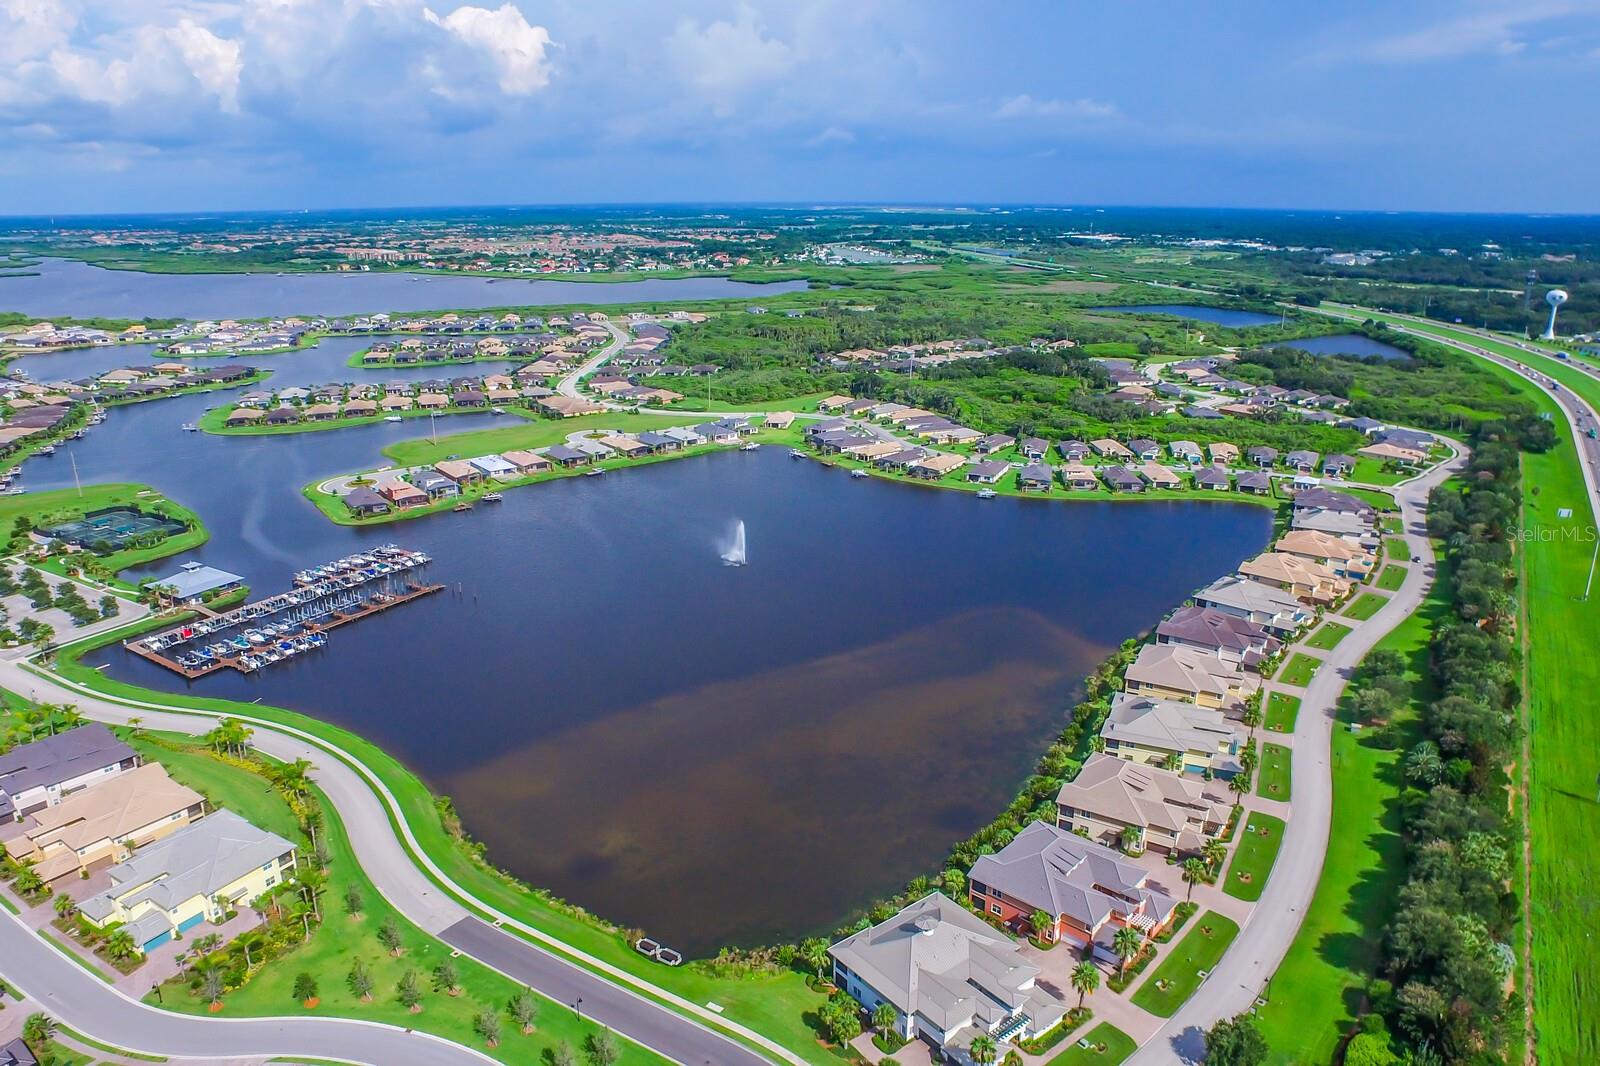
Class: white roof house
468,454,517,477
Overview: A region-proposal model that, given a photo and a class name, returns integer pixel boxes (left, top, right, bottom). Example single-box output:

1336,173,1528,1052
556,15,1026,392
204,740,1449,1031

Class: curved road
0,656,782,1066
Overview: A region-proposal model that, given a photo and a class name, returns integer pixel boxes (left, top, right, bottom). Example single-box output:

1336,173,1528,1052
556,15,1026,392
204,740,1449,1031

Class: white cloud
41,18,242,112
995,94,1119,120
1327,2,1590,64
667,8,795,94
805,126,854,147
424,3,554,95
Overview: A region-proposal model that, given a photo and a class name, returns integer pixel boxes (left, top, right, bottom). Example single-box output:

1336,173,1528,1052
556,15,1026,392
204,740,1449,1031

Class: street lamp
573,996,584,1021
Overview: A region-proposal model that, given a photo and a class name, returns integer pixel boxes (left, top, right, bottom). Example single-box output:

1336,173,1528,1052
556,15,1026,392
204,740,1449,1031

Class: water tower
1542,288,1568,340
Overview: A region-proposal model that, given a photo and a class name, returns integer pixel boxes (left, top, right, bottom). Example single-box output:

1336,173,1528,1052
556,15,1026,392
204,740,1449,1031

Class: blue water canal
14,337,1271,954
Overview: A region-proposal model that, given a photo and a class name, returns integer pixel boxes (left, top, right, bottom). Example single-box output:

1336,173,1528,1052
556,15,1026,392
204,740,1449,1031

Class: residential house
1058,440,1090,462
1020,437,1049,461
1123,643,1257,711
1126,438,1160,461
1168,440,1203,464
975,433,1016,456
1275,529,1376,580
467,454,518,479
79,810,297,953
500,450,552,476
1058,464,1100,490
410,471,459,499
1056,753,1232,855
1322,454,1355,477
1101,692,1244,777
1193,467,1231,490
966,460,1009,485
5,763,204,882
1292,507,1377,544
1207,442,1240,465
1235,470,1272,495
1017,465,1053,492
0,724,140,822
1137,462,1182,490
1193,575,1312,636
1239,552,1351,605
1285,449,1320,473
1156,605,1279,670
1090,438,1133,460
910,453,966,480
434,460,483,486
1245,446,1278,468
379,482,429,509
1292,487,1377,520
544,444,591,467
1102,465,1144,492
828,892,1067,1054
968,821,1178,959
1359,441,1426,466
597,434,651,459
223,408,264,426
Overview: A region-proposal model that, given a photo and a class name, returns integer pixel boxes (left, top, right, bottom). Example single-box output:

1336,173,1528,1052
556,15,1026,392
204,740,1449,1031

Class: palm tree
1113,925,1143,977
1070,960,1099,1009
799,937,830,981
127,716,145,736
202,966,225,1008
1203,839,1228,872
969,1032,998,1065
1121,825,1144,855
1028,908,1055,942
872,1001,896,1034
296,867,326,922
104,928,139,963
274,757,313,798
53,893,77,920
22,1012,55,1045
1182,857,1208,901
237,931,266,970
12,863,44,898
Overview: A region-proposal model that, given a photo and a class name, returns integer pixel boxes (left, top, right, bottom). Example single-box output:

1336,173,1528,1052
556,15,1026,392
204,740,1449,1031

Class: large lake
1092,304,1280,327
21,341,1271,954
0,257,809,320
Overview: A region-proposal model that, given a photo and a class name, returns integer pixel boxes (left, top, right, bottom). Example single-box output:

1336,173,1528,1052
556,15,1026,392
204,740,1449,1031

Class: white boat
739,442,760,451
977,488,997,499
384,415,403,422
482,492,504,501
181,423,197,432
789,449,806,459
850,469,868,479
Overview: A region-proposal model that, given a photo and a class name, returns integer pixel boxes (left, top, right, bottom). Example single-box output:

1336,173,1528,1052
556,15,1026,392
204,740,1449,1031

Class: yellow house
1100,692,1245,778
6,764,203,883
79,810,296,953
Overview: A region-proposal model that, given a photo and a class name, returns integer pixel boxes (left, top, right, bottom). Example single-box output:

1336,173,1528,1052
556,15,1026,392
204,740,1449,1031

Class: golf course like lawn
1224,812,1286,903
1044,1024,1137,1066
1376,565,1408,591
1255,744,1291,801
1276,652,1320,688
1264,692,1301,733
1129,912,1240,1017
1341,592,1388,621
1303,621,1351,651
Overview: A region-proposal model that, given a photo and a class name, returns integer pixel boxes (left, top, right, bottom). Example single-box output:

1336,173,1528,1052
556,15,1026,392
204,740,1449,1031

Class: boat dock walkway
126,546,442,678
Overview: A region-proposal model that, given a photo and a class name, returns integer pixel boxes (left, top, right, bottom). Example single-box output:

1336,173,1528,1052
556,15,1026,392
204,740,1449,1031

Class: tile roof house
1193,575,1312,636
1276,529,1377,579
1057,753,1232,855
1239,551,1351,605
151,561,245,605
1193,467,1231,490
6,763,204,882
79,810,297,953
1156,605,1280,670
1137,461,1183,489
0,724,140,822
1124,643,1258,711
968,821,1179,957
1017,464,1054,492
1102,692,1244,777
1102,465,1145,492
829,892,1066,1053
966,460,1010,485
1292,487,1377,519
1235,470,1273,494
1059,464,1100,490
1292,507,1377,543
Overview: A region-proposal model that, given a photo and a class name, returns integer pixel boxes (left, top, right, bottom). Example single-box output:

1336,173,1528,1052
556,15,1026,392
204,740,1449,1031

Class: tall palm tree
275,758,313,798
1070,960,1099,1009
1182,857,1208,901
1202,839,1228,872
1112,926,1143,977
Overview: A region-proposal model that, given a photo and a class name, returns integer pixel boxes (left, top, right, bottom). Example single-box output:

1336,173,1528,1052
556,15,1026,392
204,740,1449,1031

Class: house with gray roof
78,810,296,953
1193,575,1312,635
150,561,245,605
829,892,1065,1054
0,723,139,822
968,821,1179,960
1156,605,1280,669
1057,752,1232,855
1102,692,1244,778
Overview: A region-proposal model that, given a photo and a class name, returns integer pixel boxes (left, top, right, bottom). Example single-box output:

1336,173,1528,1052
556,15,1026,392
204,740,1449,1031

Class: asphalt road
0,658,792,1066
1128,447,1464,1065
0,901,495,1065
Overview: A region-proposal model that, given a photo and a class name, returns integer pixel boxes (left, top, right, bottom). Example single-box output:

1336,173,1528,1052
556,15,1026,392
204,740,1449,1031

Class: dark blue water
1092,304,1281,327
24,340,1271,952
0,257,810,320
1270,333,1411,361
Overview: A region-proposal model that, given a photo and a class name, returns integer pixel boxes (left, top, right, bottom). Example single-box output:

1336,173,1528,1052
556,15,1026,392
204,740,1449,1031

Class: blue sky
2,0,1598,215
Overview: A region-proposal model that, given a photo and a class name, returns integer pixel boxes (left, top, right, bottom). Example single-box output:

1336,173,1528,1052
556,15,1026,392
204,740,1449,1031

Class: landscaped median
1263,692,1300,733
1223,812,1285,902
1128,912,1240,1017
1341,591,1388,621
29,620,830,1066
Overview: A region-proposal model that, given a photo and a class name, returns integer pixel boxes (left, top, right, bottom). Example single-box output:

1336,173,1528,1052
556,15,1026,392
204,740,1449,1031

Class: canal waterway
0,257,810,320
19,338,1272,954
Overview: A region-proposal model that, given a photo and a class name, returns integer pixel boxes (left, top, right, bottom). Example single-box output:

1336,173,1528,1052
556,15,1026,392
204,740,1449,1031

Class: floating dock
127,546,442,678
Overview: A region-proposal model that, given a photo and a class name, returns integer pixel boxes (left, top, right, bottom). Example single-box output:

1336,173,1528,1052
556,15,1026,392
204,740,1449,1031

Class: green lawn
134,733,668,1066
1384,536,1410,559
1128,912,1240,1017
1303,621,1351,651
380,411,711,467
1255,745,1292,802
1276,652,1320,688
1044,1024,1136,1066
1224,812,1286,902
1349,457,1406,486
0,483,207,578
1341,592,1388,621
1263,692,1301,733
1375,565,1408,591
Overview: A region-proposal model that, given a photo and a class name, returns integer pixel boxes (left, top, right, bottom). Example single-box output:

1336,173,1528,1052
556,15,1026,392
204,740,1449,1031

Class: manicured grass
136,733,668,1066
1341,592,1388,621
1384,536,1410,559
1044,1024,1136,1066
55,1024,167,1061
1255,745,1292,801
1350,457,1406,486
1303,621,1351,651
380,411,711,468
1263,692,1301,733
1225,812,1286,902
1375,565,1408,591
1128,912,1240,1017
1276,652,1320,688
127,734,301,841
1253,545,1449,1062
0,483,206,577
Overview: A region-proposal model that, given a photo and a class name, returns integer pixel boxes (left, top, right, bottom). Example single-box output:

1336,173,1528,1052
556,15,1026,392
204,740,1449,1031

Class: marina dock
127,545,442,678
